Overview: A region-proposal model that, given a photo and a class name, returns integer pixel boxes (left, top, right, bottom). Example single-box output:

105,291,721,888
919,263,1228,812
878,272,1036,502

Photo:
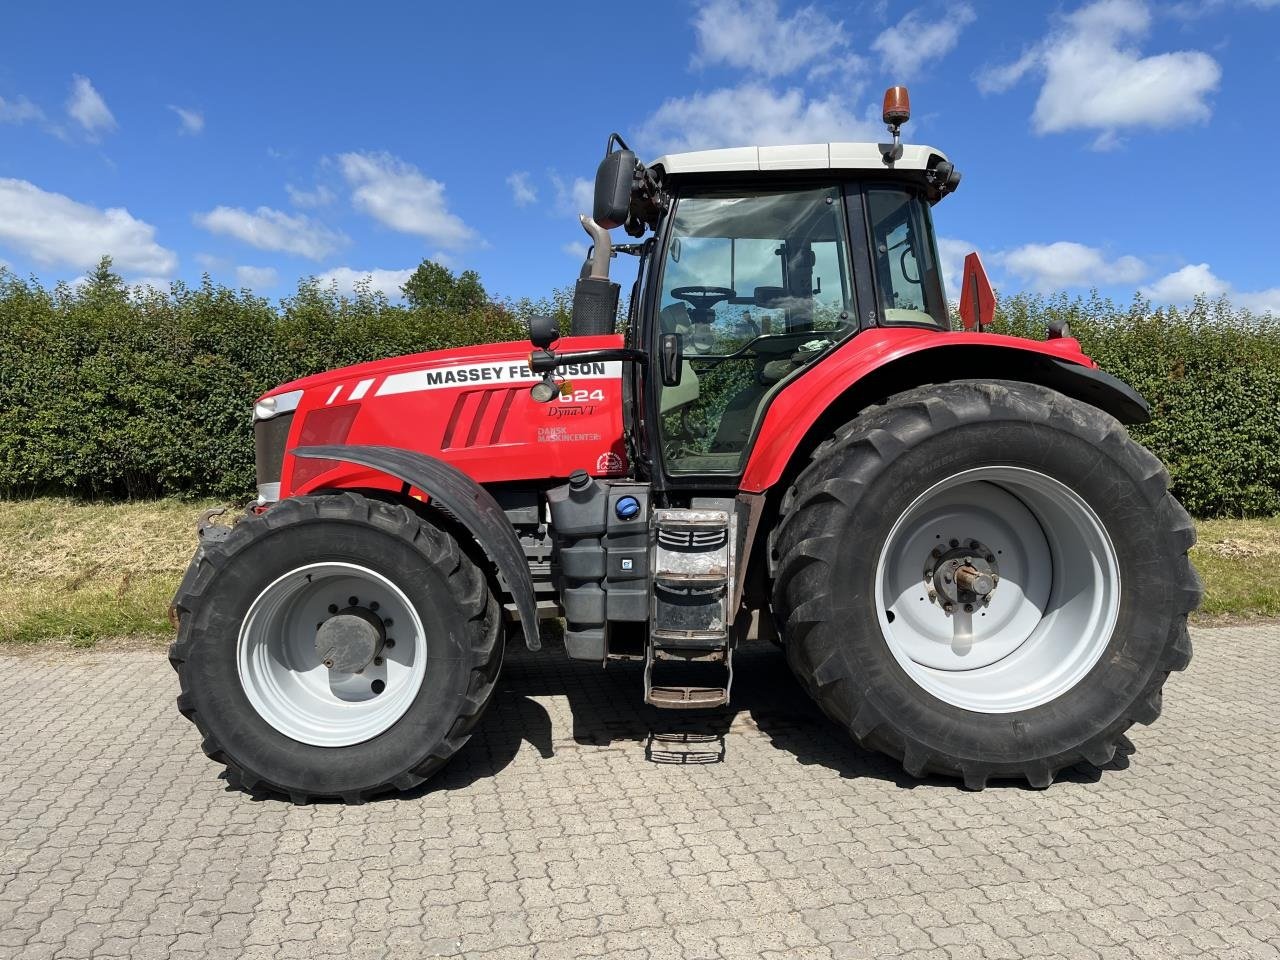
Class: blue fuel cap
615,496,641,520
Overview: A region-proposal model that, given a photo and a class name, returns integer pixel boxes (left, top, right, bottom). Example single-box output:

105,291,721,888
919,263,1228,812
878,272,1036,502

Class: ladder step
654,572,727,588
646,686,729,709
652,629,728,645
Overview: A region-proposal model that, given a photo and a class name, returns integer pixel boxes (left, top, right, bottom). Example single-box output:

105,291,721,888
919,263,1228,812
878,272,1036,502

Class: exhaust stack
570,215,620,336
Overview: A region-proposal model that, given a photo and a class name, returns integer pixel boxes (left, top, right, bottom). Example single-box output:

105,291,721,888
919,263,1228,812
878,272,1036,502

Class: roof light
881,86,911,165
882,86,911,128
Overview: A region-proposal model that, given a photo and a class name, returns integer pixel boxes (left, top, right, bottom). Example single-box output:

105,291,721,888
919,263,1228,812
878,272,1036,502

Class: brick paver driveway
2,623,1278,959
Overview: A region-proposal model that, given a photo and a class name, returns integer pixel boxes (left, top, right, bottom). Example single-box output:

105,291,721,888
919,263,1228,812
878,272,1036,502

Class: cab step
645,508,736,710
647,686,730,709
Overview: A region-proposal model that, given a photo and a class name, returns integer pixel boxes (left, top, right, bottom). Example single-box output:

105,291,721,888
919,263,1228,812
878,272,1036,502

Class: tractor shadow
432,634,1136,796
433,636,920,793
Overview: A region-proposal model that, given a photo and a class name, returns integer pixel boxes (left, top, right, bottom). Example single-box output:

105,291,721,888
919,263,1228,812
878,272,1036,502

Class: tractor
170,87,1199,802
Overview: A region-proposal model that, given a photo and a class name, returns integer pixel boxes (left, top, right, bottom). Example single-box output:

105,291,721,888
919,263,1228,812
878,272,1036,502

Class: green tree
400,260,488,315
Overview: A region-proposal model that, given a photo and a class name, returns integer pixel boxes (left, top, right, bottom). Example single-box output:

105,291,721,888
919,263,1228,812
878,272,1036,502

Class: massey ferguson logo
375,360,620,397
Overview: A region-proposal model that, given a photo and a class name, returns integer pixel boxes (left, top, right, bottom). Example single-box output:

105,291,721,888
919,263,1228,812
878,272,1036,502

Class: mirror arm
528,347,648,374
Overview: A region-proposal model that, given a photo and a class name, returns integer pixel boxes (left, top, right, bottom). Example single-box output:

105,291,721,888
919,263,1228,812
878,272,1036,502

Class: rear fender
292,445,540,651
741,329,1150,494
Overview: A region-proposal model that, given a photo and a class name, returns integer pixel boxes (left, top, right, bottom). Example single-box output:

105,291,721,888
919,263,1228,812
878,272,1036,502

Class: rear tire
772,380,1199,789
170,492,501,802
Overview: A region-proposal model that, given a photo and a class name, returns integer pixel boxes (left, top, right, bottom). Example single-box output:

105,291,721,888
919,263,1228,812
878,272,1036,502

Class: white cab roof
649,142,946,176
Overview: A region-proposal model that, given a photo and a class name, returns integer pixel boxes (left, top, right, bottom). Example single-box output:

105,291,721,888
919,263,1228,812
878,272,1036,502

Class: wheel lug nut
383,618,394,628
374,656,384,666
369,601,379,612
385,638,395,648
323,659,334,668
986,554,996,563
949,539,959,548
969,540,979,549
964,603,974,613
932,547,943,558
348,596,359,607
328,604,338,614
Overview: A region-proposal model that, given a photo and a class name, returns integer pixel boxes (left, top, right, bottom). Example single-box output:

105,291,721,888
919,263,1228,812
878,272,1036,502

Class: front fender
292,445,540,651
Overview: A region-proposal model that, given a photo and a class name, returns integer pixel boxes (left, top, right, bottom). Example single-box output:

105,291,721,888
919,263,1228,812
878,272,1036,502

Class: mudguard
292,445,541,651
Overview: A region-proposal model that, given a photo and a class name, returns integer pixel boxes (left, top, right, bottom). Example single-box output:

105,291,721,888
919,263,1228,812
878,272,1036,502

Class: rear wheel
170,492,501,802
773,380,1199,788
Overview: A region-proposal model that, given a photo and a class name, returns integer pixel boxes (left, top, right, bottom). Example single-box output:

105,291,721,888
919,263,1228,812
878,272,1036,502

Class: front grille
254,412,294,486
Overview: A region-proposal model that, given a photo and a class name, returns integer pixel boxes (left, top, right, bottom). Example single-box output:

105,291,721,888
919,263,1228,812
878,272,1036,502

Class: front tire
772,380,1199,789
170,492,501,802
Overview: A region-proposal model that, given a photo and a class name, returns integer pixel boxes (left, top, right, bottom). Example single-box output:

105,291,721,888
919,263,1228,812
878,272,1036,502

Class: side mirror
958,252,995,332
528,314,559,350
660,333,683,387
593,148,635,230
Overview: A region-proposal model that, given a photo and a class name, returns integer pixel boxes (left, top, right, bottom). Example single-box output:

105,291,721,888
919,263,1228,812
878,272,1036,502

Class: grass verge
0,499,1276,648
0,498,220,647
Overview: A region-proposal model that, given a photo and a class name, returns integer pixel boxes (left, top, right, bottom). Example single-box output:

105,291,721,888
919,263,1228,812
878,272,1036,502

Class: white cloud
507,171,538,207
996,241,1146,291
66,75,116,137
563,241,588,260
550,174,594,216
0,178,177,274
286,183,335,208
194,205,346,260
128,277,173,296
0,94,43,124
1139,263,1228,302
338,151,475,249
1238,289,1280,315
1141,263,1280,314
692,0,848,77
169,105,204,135
641,84,879,153
873,4,976,80
235,265,278,289
977,0,1220,145
312,266,414,299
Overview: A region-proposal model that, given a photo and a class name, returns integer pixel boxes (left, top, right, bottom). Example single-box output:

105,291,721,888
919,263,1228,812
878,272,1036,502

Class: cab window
866,187,947,327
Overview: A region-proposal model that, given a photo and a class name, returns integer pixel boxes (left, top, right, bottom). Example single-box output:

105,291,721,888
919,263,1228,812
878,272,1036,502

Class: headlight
253,389,303,422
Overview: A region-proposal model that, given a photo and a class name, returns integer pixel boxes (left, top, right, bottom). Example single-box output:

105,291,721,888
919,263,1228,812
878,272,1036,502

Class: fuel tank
258,334,629,498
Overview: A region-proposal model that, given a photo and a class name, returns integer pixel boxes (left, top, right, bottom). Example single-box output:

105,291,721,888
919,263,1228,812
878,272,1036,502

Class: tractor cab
540,86,963,484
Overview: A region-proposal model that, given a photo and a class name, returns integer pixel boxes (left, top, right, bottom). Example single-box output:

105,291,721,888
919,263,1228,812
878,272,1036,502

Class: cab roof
648,142,947,177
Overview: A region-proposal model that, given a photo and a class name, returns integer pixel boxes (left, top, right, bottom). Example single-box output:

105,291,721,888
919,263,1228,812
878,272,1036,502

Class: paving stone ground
1,623,1278,960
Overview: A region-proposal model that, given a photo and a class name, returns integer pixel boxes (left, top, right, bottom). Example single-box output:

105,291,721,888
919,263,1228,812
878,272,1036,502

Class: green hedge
0,260,567,500
0,261,1276,516
991,292,1280,517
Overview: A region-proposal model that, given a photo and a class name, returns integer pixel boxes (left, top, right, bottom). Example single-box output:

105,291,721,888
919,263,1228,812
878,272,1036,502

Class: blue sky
1,0,1278,311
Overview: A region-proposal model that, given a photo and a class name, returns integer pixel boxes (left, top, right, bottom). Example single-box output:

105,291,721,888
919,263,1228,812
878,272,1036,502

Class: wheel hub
315,606,385,674
925,538,999,613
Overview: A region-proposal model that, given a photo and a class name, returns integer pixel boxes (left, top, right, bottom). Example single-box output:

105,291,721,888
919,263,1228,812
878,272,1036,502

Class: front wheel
170,493,502,802
773,380,1200,789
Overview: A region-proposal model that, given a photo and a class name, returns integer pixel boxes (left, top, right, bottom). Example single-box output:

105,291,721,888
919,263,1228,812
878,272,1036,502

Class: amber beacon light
882,85,911,127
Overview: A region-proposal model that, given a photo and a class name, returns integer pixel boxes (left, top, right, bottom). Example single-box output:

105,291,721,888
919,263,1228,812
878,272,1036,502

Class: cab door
647,183,862,479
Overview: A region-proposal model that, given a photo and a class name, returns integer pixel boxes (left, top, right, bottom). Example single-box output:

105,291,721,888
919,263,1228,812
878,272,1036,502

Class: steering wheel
671,286,735,322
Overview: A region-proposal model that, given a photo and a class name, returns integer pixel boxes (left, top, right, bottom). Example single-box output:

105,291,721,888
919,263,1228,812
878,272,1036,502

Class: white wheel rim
874,467,1120,713
237,562,427,746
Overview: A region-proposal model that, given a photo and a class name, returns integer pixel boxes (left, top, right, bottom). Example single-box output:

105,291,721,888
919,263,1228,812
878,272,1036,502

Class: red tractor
171,88,1198,801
